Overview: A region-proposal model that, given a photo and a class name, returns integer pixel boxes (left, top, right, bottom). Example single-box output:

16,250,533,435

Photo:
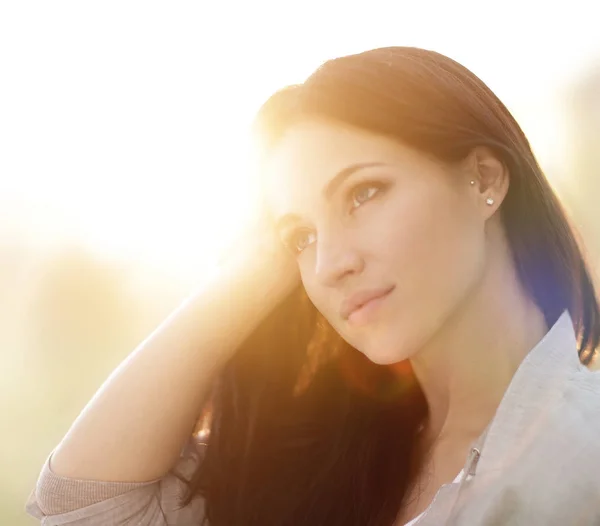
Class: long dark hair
181,47,600,525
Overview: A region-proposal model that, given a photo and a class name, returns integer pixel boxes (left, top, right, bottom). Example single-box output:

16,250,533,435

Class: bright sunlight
2,3,600,525
2,1,598,288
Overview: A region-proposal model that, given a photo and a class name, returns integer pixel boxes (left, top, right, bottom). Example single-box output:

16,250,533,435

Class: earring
470,180,476,185
486,197,494,206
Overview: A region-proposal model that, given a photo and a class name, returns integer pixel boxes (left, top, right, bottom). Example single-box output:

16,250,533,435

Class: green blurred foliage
0,244,187,524
562,66,600,271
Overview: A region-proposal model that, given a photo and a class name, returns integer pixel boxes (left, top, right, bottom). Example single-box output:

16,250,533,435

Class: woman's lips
341,286,395,326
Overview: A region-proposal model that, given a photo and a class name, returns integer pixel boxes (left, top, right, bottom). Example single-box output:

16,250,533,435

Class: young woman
27,46,600,525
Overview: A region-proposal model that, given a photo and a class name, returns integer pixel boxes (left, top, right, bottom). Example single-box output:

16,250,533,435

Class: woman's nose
314,237,364,287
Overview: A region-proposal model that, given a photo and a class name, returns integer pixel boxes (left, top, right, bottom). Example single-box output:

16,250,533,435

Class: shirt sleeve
25,437,207,525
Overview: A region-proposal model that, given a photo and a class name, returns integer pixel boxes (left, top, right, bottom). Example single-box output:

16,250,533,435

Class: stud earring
486,197,494,206
470,180,476,185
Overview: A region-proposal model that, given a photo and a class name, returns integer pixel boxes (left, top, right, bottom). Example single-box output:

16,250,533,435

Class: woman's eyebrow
275,161,386,233
322,162,385,201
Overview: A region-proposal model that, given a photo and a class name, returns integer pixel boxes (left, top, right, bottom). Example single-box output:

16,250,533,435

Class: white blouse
403,470,463,526
398,309,600,525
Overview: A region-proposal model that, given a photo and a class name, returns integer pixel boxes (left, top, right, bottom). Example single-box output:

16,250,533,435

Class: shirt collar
474,308,579,472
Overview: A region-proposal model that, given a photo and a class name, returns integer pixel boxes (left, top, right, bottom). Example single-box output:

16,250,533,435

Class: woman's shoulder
564,360,600,417
450,363,600,525
544,361,600,462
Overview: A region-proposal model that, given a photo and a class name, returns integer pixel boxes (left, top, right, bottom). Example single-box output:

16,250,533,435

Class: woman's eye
348,182,382,210
282,182,384,256
285,229,316,255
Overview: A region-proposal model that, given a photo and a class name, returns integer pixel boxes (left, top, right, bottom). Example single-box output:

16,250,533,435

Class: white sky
1,1,599,282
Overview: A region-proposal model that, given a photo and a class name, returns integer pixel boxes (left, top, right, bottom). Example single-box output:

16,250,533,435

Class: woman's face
264,118,487,365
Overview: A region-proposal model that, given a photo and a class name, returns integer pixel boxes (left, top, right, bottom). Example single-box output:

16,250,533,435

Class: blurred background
1,1,599,523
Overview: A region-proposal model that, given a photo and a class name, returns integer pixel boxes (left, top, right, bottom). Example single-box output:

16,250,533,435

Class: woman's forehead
262,119,408,217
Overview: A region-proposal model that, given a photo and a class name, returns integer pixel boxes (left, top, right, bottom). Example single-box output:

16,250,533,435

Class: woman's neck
408,245,549,448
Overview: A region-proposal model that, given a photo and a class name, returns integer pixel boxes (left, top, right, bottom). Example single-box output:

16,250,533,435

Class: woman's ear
465,146,510,216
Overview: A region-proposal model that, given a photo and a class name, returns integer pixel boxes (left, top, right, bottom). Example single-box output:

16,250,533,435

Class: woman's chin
358,333,418,365
362,348,409,366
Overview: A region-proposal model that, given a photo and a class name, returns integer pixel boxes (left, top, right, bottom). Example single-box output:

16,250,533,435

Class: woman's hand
218,204,301,304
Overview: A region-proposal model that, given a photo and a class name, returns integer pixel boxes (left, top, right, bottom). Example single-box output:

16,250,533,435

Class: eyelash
283,180,386,255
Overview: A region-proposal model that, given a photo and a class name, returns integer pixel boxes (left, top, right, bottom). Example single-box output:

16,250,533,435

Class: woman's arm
49,219,298,484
